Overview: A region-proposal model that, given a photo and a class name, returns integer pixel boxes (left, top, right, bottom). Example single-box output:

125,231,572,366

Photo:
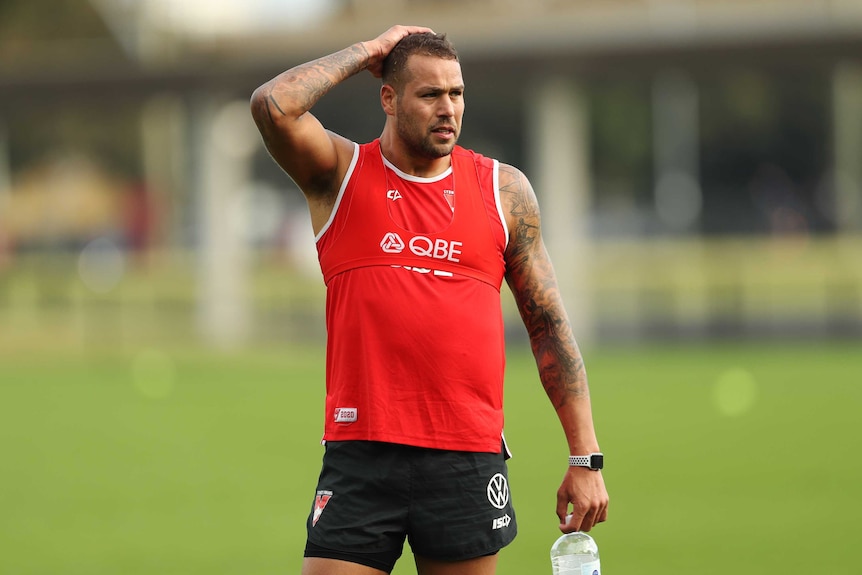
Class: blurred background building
1,0,861,350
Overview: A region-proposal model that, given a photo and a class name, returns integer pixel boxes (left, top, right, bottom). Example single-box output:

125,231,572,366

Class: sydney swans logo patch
312,490,332,526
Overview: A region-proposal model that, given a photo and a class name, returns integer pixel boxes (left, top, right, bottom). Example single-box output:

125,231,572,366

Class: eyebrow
417,84,466,93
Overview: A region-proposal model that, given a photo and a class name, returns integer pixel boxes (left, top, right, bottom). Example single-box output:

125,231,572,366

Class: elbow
249,86,270,125
250,84,300,129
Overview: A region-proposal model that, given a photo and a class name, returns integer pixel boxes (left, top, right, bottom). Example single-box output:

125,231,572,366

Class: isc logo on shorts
334,407,357,423
492,514,511,530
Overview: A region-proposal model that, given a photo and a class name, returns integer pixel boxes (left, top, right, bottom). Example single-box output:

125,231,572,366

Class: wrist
356,41,383,77
357,40,379,65
357,41,371,59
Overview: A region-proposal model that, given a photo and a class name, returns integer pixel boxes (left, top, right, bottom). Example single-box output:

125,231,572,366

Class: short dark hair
381,32,459,91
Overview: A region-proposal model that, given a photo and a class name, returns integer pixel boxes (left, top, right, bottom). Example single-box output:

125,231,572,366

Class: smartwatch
569,453,603,471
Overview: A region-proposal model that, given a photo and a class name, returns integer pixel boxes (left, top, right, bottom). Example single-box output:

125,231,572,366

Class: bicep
250,91,350,196
500,165,548,302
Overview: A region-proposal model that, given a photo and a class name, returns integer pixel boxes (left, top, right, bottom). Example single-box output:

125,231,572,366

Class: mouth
431,126,456,139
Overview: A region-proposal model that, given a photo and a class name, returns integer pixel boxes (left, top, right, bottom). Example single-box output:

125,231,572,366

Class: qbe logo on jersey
379,231,463,262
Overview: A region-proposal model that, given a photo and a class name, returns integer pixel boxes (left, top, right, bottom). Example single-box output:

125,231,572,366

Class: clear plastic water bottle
550,530,601,575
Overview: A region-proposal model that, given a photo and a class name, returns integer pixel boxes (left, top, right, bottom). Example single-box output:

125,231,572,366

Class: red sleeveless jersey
315,140,509,453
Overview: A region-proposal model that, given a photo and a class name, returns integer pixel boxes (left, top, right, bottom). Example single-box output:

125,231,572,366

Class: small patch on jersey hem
334,407,358,423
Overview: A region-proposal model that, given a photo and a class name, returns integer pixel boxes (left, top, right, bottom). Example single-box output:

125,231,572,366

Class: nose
438,95,455,118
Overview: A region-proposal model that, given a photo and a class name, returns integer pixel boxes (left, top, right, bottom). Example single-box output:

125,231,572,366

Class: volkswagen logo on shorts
486,473,509,509
380,232,405,254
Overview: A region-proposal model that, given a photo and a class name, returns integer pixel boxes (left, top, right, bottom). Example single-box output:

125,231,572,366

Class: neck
379,130,452,178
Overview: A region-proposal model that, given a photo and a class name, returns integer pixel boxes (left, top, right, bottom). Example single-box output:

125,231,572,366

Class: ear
381,84,397,117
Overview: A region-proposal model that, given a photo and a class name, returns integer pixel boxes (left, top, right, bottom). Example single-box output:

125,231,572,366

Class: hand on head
363,25,435,78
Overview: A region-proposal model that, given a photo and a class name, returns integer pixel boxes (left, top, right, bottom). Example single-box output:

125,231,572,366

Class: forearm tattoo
262,43,369,119
500,165,589,409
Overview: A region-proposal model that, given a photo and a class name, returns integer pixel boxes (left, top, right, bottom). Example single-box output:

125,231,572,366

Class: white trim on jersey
314,142,360,243
492,160,510,252
381,154,453,183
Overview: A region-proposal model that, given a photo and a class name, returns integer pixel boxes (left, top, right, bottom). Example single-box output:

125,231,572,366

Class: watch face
590,454,604,469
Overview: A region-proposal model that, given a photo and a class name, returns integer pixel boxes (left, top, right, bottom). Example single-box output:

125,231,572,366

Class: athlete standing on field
250,25,608,575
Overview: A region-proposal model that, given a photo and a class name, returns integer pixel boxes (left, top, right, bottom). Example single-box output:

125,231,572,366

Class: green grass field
1,341,860,574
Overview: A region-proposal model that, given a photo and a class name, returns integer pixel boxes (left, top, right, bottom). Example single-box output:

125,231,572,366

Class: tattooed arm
249,25,431,232
500,163,609,533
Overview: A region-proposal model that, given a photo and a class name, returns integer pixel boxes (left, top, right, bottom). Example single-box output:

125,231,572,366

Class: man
250,25,608,575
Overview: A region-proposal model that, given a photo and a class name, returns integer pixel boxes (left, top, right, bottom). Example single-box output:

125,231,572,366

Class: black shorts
304,440,517,573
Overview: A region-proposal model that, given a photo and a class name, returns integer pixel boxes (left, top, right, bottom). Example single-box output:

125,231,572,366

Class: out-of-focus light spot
131,348,176,400
713,368,758,417
78,237,125,294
